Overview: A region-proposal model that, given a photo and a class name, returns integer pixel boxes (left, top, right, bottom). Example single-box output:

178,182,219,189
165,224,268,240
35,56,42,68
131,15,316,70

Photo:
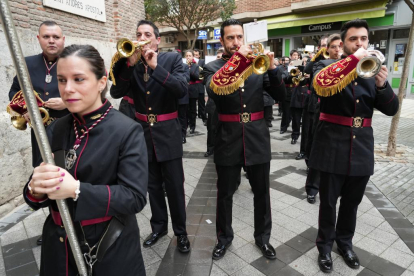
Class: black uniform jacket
23,101,148,275
188,62,204,98
9,53,69,119
309,59,399,176
178,63,190,105
290,78,310,109
279,64,294,101
203,56,286,166
110,52,187,162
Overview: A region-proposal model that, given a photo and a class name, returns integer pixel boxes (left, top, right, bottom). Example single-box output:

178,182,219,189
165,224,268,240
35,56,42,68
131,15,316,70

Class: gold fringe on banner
109,52,121,86
209,65,253,96
313,68,357,97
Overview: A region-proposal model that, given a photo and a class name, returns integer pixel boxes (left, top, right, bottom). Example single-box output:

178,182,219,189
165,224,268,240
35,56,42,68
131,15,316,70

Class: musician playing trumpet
203,19,286,261
185,50,203,134
309,19,399,273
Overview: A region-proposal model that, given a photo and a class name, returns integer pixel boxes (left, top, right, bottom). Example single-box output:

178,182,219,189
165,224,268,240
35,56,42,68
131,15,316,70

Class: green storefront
266,0,414,94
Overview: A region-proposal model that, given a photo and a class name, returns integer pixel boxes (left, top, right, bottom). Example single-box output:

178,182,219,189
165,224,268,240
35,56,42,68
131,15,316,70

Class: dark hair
282,56,290,61
193,48,200,53
137,20,160,38
290,49,298,57
327,33,341,48
220,19,243,38
217,48,224,54
185,49,194,56
318,35,328,47
340,18,369,42
59,45,108,101
39,21,58,32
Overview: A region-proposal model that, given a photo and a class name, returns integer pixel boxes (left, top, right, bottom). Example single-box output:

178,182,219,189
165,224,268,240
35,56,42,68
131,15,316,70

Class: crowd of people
9,17,399,275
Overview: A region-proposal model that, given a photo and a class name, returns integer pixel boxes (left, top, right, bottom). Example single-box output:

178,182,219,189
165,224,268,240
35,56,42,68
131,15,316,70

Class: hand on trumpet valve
143,49,158,70
127,49,140,66
353,47,369,60
375,65,388,88
238,45,253,58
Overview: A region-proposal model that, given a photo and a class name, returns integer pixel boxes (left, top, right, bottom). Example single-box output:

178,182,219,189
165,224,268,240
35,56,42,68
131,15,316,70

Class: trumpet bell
117,38,135,58
290,68,300,77
11,115,27,130
356,50,385,79
252,55,270,75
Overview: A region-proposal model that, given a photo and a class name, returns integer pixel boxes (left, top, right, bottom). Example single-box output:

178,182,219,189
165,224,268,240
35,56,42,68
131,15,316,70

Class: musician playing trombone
309,19,399,273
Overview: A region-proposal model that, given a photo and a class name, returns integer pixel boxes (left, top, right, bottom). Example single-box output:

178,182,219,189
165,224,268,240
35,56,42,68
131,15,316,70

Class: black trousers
291,107,305,140
148,158,187,236
216,163,272,246
187,98,197,130
264,106,273,125
206,109,218,152
305,168,320,196
280,100,292,132
178,104,187,138
198,93,207,120
316,172,370,254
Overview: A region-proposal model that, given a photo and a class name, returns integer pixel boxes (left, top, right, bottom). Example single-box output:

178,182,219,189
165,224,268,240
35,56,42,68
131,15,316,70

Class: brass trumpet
246,43,270,75
290,68,300,77
292,72,305,86
11,108,50,130
356,50,385,78
116,38,151,58
198,66,204,80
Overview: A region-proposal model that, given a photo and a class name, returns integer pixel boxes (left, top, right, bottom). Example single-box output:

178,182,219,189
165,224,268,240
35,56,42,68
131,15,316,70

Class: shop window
393,29,410,39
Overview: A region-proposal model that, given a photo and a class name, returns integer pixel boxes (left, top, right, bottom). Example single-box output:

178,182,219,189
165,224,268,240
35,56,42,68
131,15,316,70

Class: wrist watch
376,80,388,90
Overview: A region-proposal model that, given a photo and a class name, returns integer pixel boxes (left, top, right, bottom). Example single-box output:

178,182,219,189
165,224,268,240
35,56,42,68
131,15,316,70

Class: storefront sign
380,40,387,49
302,22,342,34
43,0,106,22
214,29,221,40
198,30,208,40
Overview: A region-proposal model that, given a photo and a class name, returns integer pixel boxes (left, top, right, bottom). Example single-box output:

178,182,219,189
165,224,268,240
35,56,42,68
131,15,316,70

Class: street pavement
0,99,413,276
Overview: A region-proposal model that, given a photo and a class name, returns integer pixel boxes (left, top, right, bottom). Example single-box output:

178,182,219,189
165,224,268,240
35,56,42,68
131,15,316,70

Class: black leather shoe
212,242,231,260
295,153,305,160
307,195,316,204
189,128,195,134
291,139,297,144
203,120,207,126
267,122,273,127
177,235,191,253
280,130,286,134
36,236,42,246
204,150,213,157
143,231,168,248
277,112,282,116
318,253,333,273
337,247,360,269
255,242,276,259
182,137,186,144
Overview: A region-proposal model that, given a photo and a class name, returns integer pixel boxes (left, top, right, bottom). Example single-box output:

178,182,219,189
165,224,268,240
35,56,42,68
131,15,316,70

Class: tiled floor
1,104,414,276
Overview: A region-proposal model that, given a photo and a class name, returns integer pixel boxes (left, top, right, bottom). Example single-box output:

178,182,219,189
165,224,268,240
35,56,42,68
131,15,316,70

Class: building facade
158,0,414,94
0,0,145,214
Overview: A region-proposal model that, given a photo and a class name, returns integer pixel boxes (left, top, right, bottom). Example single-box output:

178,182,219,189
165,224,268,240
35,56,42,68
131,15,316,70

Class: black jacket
279,64,294,101
290,78,310,108
203,56,286,166
24,101,148,275
309,59,399,176
110,52,187,162
178,63,190,105
188,62,204,98
9,53,69,119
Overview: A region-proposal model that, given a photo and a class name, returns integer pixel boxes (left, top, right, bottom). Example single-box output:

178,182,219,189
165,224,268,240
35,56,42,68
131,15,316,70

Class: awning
267,0,388,30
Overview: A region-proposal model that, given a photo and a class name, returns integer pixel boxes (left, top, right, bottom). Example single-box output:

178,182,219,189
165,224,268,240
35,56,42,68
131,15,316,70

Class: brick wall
233,0,301,13
0,0,145,215
7,0,145,42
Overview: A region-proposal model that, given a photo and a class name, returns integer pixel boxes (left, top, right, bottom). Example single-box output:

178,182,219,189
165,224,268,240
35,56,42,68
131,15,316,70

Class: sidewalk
0,99,413,276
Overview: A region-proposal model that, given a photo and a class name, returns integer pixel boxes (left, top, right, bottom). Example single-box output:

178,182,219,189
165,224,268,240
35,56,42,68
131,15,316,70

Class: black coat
24,101,148,275
188,62,204,98
9,53,69,119
309,59,399,176
203,56,286,166
290,78,310,108
110,52,187,162
178,63,190,105
279,64,294,101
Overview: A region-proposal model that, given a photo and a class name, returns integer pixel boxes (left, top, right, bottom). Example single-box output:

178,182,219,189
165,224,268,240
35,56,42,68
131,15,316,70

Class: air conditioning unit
165,36,174,43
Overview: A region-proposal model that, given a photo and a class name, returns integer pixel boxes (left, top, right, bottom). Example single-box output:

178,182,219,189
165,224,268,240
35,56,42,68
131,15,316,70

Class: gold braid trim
313,67,357,97
209,65,253,95
109,52,121,86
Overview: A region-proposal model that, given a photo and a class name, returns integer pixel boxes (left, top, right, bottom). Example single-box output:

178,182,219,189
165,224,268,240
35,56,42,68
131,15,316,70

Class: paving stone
380,247,414,268
210,264,227,276
214,251,249,275
274,244,302,264
366,256,406,276
355,236,389,256
285,236,314,253
368,228,399,246
289,255,320,276
357,269,381,276
274,265,304,276
233,242,263,263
